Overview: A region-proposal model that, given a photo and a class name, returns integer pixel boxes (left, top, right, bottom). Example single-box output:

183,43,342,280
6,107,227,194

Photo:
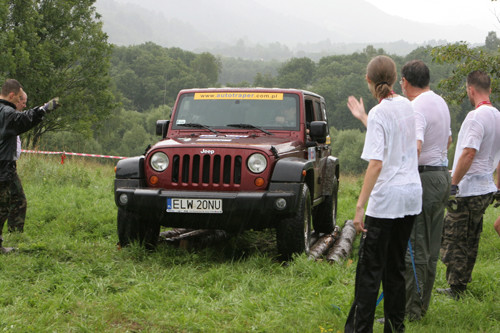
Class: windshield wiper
226,123,273,135
178,123,220,135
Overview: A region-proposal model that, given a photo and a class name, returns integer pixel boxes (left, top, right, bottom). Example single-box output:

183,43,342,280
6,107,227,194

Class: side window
321,102,328,122
305,99,314,129
322,102,329,135
314,100,322,121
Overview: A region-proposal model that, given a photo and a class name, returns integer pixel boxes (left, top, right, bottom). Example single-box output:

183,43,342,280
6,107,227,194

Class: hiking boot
436,285,465,300
0,247,16,254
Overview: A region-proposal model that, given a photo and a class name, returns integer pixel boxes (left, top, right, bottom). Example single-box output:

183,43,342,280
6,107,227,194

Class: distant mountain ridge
95,0,484,57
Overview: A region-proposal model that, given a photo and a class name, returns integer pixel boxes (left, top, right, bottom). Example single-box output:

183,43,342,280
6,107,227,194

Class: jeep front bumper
114,180,303,231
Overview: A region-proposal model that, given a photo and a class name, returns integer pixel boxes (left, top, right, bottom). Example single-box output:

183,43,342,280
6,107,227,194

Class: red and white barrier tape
21,149,127,164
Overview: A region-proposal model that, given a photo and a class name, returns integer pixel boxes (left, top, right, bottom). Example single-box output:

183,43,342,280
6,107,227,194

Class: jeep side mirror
156,120,170,138
309,121,328,143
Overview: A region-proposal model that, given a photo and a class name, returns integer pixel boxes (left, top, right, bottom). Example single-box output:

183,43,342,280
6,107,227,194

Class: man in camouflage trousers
0,79,60,253
439,70,500,299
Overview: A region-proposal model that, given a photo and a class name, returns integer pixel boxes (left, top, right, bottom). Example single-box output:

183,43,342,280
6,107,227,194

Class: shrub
331,129,367,175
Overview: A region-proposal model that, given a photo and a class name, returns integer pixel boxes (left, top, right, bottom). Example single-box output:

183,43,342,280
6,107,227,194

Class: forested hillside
37,35,499,171
1,0,497,172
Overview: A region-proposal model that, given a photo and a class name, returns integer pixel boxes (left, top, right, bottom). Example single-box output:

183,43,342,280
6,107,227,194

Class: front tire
117,207,160,250
276,184,312,260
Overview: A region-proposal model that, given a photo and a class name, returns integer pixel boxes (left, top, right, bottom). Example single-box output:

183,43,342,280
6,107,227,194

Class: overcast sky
364,0,499,42
100,0,500,47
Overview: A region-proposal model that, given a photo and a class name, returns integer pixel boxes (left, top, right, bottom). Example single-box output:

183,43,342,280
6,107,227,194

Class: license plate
167,198,223,213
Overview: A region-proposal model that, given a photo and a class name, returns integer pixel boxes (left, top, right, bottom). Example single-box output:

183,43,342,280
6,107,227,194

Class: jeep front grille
172,154,242,186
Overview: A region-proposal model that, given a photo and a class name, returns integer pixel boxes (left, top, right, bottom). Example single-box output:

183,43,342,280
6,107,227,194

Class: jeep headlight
247,153,267,174
150,152,169,172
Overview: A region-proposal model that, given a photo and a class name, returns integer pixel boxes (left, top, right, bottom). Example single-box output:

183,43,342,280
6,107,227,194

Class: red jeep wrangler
114,88,339,259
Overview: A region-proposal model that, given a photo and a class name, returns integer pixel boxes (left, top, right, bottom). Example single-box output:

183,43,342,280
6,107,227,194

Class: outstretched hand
347,96,367,127
42,97,61,112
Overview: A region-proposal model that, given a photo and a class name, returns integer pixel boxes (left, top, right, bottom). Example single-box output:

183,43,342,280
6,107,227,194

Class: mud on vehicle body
115,88,339,259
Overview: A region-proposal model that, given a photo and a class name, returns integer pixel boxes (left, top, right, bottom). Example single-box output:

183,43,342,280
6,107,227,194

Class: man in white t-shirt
400,60,452,320
438,70,500,299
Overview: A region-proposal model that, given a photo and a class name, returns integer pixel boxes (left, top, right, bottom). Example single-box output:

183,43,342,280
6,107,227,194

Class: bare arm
417,140,422,158
496,162,500,190
347,96,368,127
353,159,383,233
495,162,500,237
494,216,500,237
451,147,476,186
447,135,452,150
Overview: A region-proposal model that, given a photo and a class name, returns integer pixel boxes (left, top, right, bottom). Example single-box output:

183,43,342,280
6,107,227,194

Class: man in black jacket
1,90,28,234
0,79,59,253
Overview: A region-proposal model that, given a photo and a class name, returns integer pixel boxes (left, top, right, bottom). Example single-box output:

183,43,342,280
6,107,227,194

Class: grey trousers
405,169,450,320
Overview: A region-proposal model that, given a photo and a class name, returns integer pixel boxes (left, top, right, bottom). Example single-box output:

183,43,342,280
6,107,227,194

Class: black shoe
436,286,464,300
0,247,16,254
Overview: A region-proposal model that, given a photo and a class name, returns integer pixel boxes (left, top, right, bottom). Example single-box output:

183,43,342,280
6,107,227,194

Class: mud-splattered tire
117,207,160,250
276,184,312,260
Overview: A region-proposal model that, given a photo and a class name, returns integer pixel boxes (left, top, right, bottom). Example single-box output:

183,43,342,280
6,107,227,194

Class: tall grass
0,155,498,332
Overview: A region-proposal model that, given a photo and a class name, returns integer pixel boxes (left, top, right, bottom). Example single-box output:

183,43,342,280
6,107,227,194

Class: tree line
1,1,499,173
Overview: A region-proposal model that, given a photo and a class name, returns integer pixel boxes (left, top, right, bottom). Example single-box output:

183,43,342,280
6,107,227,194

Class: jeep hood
151,134,303,154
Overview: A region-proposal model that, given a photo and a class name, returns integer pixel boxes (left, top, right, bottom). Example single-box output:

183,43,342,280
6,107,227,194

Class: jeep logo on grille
200,149,215,154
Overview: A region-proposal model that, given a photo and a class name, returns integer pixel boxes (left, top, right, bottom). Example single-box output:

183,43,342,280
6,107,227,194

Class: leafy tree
0,0,114,147
431,39,500,113
111,43,222,111
277,57,316,89
253,72,276,87
219,57,280,85
431,33,500,140
312,49,388,131
485,31,500,52
118,124,151,157
39,131,103,156
191,52,221,87
363,45,385,58
331,129,367,175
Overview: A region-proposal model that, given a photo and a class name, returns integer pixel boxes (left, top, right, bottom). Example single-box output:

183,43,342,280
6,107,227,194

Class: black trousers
345,215,416,333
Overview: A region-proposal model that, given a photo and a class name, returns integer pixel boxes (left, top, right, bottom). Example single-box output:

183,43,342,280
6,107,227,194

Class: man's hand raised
42,97,61,113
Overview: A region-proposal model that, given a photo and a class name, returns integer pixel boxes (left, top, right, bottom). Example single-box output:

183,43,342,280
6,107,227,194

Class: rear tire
117,207,160,250
276,184,312,260
313,176,338,234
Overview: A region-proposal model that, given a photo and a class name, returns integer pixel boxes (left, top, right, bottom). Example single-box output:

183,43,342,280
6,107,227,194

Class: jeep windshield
172,92,300,131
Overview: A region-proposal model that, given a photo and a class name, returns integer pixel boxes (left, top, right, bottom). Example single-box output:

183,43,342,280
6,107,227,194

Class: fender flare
115,156,144,179
270,157,314,182
322,156,339,195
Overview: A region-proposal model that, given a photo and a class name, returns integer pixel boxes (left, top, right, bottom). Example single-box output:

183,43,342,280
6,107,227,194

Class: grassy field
0,155,498,332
